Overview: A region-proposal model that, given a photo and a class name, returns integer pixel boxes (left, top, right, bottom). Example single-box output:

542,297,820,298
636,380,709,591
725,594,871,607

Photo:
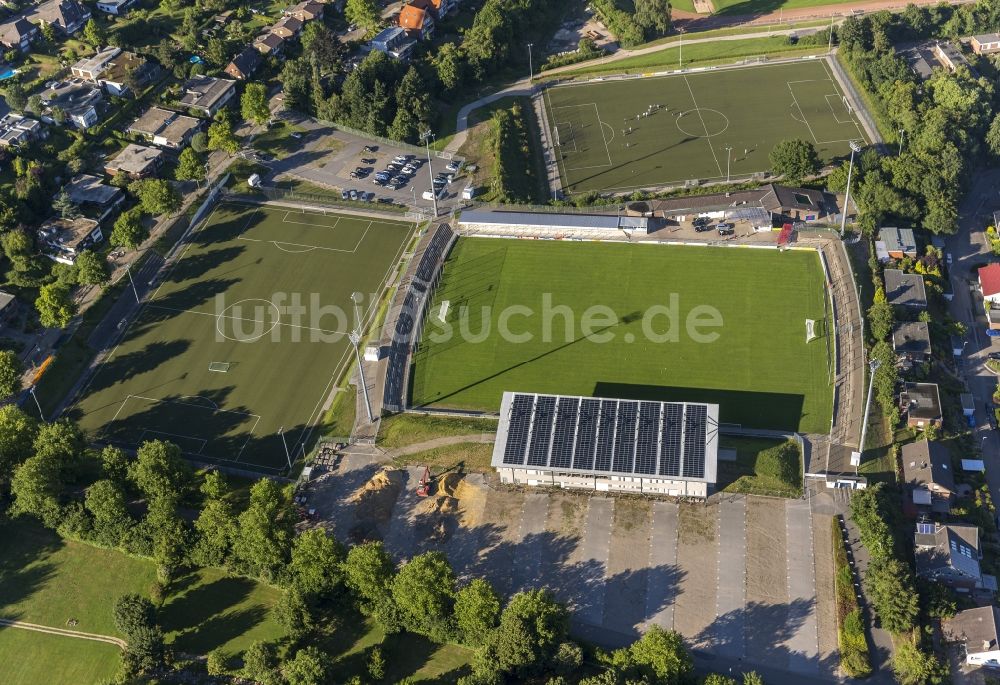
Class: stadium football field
409,239,833,434
71,203,414,472
542,59,867,193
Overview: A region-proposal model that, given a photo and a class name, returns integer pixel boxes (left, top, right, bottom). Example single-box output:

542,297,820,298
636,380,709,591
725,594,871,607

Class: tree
128,440,190,503
83,19,106,47
892,640,947,685
110,208,147,250
343,540,396,606
742,673,765,685
100,445,130,484
9,453,63,525
492,590,569,677
0,405,36,483
629,626,692,683
4,80,27,112
368,645,386,680
207,116,240,155
241,83,270,126
201,470,228,499
243,641,279,685
175,147,205,183
392,551,456,639
191,497,236,567
231,479,294,581
85,479,131,547
634,0,671,39
130,179,180,216
206,648,230,676
35,282,75,328
283,646,329,685
190,131,208,153
867,298,893,341
454,579,501,645
52,189,80,219
0,349,22,399
275,587,315,641
113,593,156,637
768,139,820,183
345,0,380,35
145,496,187,583
205,36,230,68
866,557,919,634
987,114,1000,159
75,250,109,286
290,528,345,598
432,42,465,93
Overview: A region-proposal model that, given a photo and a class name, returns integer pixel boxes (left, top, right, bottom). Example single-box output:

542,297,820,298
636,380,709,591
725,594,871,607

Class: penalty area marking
238,220,372,254
138,429,209,454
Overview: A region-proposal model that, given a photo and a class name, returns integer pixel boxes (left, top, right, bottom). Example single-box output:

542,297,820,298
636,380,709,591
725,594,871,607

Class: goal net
805,319,819,343
842,95,853,115
208,362,231,373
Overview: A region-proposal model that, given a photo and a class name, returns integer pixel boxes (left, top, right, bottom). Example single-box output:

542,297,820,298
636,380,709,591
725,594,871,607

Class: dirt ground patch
812,512,839,678
674,502,719,644
546,492,588,540
606,498,653,635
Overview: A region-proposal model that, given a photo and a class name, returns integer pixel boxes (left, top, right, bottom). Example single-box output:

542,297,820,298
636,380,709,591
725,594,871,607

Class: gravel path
0,619,126,650
387,433,495,458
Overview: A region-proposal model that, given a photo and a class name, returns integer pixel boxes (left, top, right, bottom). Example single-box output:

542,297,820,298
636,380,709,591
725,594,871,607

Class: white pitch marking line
682,75,724,178
786,81,819,145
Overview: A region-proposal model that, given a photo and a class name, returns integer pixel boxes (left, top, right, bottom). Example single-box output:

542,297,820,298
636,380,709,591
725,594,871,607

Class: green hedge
832,518,872,678
589,0,644,47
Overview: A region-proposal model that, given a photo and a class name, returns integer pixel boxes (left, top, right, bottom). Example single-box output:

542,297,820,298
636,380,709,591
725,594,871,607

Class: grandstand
493,391,719,497
458,209,648,238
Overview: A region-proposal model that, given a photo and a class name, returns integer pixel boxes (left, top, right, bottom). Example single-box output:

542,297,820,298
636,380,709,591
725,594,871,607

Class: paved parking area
311,457,836,679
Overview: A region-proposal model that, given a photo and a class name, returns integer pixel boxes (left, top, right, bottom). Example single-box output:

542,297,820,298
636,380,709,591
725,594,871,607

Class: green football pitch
542,59,867,193
409,239,833,434
71,203,414,472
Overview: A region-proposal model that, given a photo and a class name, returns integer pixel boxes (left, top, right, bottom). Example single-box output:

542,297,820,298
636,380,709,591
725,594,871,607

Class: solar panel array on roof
495,392,717,482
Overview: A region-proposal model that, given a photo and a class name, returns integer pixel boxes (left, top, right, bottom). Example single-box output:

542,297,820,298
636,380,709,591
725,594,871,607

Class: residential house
128,107,200,149
178,75,236,118
943,606,1000,669
95,0,136,15
224,47,262,80
284,0,323,21
900,382,943,429
270,15,303,39
62,174,124,223
914,521,984,590
37,216,103,264
901,440,954,513
104,143,164,178
38,79,103,129
0,291,18,330
971,33,1000,54
369,26,415,60
0,17,38,52
398,3,434,40
934,41,969,71
979,263,1000,305
884,269,927,309
28,0,91,36
892,321,931,366
643,183,837,225
0,113,45,148
878,226,918,260
253,32,285,56
71,47,157,96
410,0,454,18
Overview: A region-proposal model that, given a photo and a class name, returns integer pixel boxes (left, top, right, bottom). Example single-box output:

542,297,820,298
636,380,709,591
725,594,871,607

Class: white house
944,606,1000,669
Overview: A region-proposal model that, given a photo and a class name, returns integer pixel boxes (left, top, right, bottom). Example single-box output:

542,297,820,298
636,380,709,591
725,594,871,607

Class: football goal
805,319,819,343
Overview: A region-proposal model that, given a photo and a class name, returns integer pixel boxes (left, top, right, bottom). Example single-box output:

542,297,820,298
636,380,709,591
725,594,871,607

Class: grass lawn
0,519,285,657
323,615,473,683
378,413,498,450
0,628,121,685
717,436,803,497
322,384,357,441
544,58,864,193
712,0,862,15
70,203,414,472
392,442,495,474
410,239,833,433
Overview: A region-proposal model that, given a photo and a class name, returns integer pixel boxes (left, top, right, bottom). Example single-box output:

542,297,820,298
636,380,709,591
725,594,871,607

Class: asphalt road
946,169,1000,505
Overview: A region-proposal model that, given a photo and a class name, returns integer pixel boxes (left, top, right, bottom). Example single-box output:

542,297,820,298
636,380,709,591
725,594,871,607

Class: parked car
349,189,358,200
989,352,1000,361
692,216,710,228
947,253,954,266
363,145,377,153
341,189,350,200
717,222,735,235
290,132,303,139
363,191,375,202
401,165,417,176
445,160,461,173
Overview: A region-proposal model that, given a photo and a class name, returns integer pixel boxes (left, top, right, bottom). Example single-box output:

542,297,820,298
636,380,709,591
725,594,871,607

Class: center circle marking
216,298,281,342
675,108,731,138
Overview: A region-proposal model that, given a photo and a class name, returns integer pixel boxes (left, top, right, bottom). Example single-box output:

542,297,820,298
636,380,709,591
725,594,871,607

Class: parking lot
307,454,838,680
256,116,467,211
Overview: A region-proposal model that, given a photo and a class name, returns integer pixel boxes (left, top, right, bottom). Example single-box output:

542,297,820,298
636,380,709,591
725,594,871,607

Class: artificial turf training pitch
71,203,414,472
409,239,833,434
543,59,868,193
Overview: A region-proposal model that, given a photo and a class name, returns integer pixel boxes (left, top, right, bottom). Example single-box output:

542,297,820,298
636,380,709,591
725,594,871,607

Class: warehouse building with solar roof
492,391,719,497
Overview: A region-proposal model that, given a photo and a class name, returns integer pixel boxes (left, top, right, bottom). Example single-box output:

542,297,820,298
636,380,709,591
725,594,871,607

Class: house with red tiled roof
980,264,1000,304
398,3,434,39
410,0,453,18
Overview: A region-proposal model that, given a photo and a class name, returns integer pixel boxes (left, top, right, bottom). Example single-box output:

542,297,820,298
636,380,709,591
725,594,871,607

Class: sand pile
351,468,404,524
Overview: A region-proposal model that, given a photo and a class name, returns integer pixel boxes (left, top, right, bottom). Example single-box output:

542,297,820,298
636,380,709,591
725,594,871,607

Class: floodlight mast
351,292,375,424
420,130,438,218
839,140,863,237
857,358,880,471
